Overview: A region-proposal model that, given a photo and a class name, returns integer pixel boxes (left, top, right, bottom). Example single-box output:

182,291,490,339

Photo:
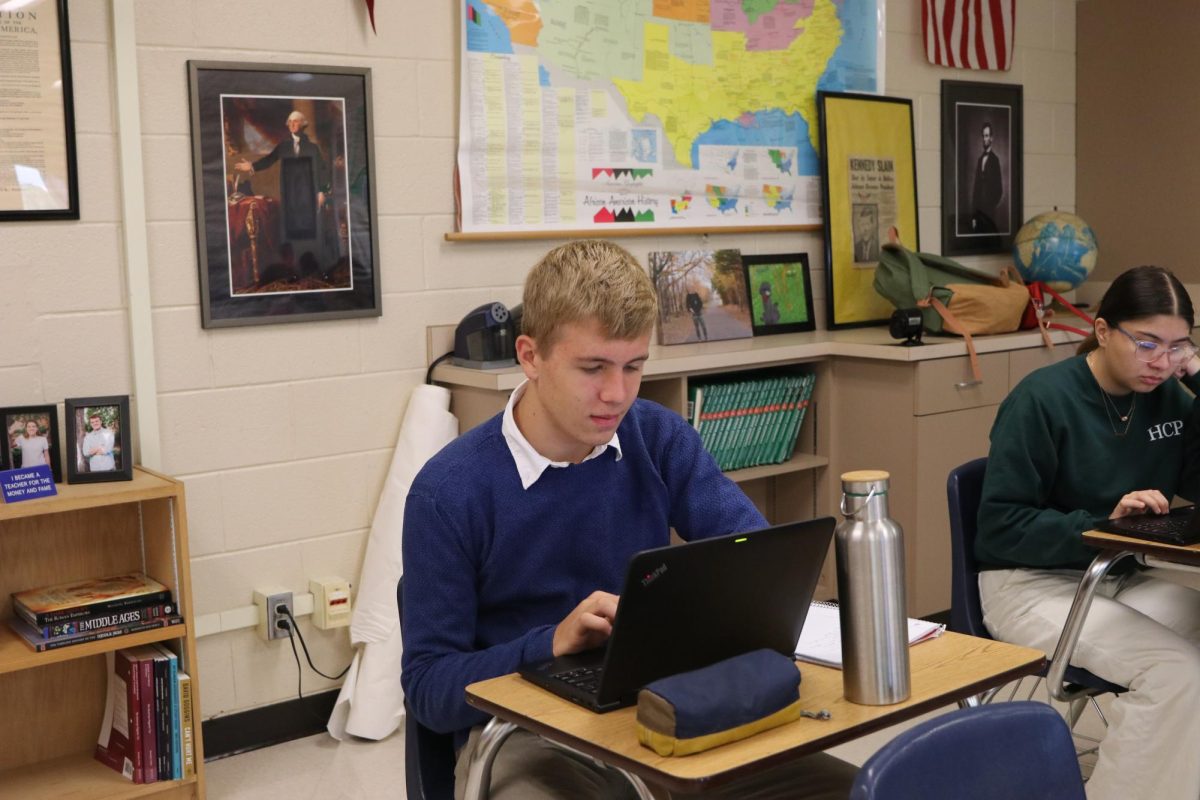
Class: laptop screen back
595,517,835,707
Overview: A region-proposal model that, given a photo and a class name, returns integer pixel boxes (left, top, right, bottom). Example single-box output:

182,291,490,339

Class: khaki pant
980,567,1200,800
454,725,857,800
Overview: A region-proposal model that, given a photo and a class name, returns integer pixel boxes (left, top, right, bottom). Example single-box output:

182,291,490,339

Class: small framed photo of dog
64,396,133,483
1,405,63,483
742,253,816,336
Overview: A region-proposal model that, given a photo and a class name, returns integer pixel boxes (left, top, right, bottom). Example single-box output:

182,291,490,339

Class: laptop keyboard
552,665,603,695
1116,515,1200,545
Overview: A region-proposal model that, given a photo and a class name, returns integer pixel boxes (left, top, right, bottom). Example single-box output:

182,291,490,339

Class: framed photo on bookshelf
817,91,919,329
742,253,816,336
940,79,1024,256
0,405,62,483
187,61,381,328
64,396,132,483
649,249,753,345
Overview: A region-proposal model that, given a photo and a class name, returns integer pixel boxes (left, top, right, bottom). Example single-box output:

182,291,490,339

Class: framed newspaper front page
817,92,919,329
0,0,79,221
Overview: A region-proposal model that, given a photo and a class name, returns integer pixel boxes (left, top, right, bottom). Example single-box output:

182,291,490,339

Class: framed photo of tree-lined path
649,249,752,345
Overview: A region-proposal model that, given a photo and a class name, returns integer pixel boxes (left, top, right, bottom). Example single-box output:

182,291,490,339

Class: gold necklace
1087,353,1135,436
1098,387,1136,436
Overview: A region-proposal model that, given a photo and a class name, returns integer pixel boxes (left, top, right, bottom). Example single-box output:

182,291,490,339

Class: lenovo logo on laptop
641,564,667,587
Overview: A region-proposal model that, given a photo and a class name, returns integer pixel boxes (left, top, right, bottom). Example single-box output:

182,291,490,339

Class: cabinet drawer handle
955,380,983,389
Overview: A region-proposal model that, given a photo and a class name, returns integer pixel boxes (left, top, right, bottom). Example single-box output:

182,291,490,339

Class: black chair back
398,578,457,800
947,457,990,637
946,458,1126,696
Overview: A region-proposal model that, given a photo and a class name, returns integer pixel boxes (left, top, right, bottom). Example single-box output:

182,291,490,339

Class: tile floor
205,679,1110,799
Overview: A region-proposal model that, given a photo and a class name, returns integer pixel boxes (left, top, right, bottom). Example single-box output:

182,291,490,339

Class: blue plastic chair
947,456,1125,757
398,578,457,800
849,702,1085,799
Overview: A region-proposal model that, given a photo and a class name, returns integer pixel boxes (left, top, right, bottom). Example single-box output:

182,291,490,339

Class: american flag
922,0,1016,71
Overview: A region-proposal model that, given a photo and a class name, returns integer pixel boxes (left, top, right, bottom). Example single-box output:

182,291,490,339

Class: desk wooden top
465,631,1044,793
1084,529,1200,566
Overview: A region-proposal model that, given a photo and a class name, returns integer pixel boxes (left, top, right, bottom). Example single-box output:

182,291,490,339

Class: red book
94,649,145,783
126,645,161,783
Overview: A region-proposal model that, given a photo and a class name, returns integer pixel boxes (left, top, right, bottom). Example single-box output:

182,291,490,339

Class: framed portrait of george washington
187,62,381,328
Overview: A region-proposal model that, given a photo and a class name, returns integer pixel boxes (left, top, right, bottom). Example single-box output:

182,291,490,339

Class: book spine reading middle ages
15,588,174,626
8,615,184,653
19,602,174,639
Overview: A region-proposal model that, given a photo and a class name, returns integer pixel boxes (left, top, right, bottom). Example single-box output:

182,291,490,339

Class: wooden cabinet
0,468,205,799
831,343,1076,616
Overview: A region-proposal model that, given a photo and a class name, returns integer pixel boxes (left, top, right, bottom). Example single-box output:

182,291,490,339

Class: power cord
274,605,353,719
425,350,454,385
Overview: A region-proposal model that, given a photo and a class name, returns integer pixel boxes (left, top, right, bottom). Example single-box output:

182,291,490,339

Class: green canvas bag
873,241,1026,335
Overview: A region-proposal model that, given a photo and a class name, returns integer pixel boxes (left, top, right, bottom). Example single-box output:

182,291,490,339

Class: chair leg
613,768,657,800
1089,695,1110,728
462,718,519,800
1065,696,1089,730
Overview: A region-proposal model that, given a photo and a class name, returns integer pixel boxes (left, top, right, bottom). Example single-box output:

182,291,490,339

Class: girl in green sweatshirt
977,265,1200,800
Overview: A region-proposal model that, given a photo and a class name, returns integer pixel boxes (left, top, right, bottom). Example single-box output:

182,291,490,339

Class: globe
1013,211,1098,291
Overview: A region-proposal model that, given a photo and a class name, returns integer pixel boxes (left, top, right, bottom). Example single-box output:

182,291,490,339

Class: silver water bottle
835,470,910,705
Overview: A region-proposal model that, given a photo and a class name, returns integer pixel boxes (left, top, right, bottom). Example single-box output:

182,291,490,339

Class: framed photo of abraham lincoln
188,62,381,328
940,80,1023,257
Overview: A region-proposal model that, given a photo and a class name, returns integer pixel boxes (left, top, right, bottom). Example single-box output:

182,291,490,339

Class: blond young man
401,240,856,799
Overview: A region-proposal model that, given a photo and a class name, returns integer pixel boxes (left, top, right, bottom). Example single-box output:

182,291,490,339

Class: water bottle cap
841,470,889,482
841,470,890,496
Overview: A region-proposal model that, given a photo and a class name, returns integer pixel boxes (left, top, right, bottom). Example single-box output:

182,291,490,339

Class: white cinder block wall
0,0,1075,720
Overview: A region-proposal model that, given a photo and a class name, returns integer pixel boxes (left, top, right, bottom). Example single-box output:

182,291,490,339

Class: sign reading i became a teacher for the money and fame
0,0,79,221
455,0,882,235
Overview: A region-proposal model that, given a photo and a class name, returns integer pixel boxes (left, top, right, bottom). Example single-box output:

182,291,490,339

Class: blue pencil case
635,649,803,756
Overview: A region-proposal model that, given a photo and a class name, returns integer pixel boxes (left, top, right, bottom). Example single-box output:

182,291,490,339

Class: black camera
889,308,924,346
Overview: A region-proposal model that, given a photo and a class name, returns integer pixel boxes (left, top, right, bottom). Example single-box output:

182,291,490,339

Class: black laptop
518,517,835,712
1095,505,1200,546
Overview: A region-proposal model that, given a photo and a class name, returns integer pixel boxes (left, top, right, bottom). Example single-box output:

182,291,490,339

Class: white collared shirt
501,379,622,490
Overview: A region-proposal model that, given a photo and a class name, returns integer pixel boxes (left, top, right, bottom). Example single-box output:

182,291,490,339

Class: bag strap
917,295,983,384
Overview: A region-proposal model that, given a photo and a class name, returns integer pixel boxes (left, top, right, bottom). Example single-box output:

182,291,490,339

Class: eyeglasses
1114,326,1199,365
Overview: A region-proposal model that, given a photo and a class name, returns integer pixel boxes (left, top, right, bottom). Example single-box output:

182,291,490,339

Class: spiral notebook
794,601,945,669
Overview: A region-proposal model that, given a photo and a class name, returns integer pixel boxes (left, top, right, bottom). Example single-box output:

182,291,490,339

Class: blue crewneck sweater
400,399,766,745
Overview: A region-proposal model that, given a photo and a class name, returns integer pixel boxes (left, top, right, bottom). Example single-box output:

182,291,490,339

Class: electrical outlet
253,587,293,641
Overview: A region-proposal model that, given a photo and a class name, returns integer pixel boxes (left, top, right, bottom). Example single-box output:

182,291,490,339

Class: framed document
187,61,381,328
0,0,79,220
817,91,919,329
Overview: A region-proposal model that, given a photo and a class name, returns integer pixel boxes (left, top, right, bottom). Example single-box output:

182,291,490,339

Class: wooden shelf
726,452,829,484
0,468,177,523
0,619,189,676
0,751,197,800
0,465,204,797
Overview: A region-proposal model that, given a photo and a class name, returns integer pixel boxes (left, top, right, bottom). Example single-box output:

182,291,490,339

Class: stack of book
95,644,196,784
688,373,817,472
9,572,182,652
